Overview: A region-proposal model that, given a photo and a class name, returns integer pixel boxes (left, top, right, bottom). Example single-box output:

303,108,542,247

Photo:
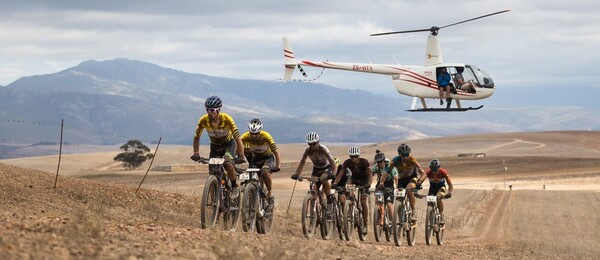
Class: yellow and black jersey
194,112,241,145
241,131,278,157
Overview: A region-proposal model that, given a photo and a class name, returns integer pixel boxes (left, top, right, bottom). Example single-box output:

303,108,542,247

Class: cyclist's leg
316,166,333,204
221,140,238,187
384,188,394,217
436,186,447,215
261,155,275,197
361,189,369,227
403,176,418,212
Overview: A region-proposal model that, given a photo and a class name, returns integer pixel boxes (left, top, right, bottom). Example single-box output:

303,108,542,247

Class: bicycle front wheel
373,204,383,242
435,207,445,245
384,205,392,242
406,208,416,246
223,188,241,231
241,183,258,232
301,194,317,238
392,202,403,246
425,205,434,245
342,200,355,241
200,175,220,229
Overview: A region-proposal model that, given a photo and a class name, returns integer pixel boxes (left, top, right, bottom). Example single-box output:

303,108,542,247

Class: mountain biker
373,150,398,220
419,159,454,224
333,157,351,201
333,146,373,235
241,118,281,211
191,96,245,199
387,143,426,222
291,132,338,205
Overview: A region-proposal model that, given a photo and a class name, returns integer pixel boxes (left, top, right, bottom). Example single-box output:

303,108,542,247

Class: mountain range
1,58,599,149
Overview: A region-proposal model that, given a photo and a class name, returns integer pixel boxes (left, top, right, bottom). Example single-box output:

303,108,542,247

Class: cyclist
241,118,281,211
373,150,398,220
291,132,338,205
333,146,373,235
191,96,245,199
419,159,454,224
386,143,426,221
332,157,351,201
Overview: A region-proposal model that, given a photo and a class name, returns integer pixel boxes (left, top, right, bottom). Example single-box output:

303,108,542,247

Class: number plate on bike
208,158,225,164
239,172,250,180
345,184,355,192
394,189,406,198
426,195,437,202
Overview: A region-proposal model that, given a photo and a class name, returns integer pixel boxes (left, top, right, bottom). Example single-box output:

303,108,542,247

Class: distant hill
1,58,599,152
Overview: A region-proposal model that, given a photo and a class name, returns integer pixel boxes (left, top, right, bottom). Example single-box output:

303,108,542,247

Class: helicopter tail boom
282,37,297,81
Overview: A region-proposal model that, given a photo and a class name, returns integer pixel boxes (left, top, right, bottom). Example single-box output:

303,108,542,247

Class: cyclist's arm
366,167,373,186
327,155,338,180
333,163,346,185
378,172,388,186
294,150,309,176
445,173,454,194
416,164,427,184
272,149,281,168
193,119,205,154
234,135,245,159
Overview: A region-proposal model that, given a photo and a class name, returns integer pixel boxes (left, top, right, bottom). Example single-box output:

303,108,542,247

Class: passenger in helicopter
436,67,452,105
454,67,477,94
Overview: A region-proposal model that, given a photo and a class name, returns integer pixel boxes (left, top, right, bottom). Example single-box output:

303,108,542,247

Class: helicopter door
465,65,495,89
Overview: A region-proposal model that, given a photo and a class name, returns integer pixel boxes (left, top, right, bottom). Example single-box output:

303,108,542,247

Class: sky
1,0,599,96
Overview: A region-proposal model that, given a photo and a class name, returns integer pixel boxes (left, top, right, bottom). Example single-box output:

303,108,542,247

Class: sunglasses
206,108,220,113
376,160,385,164
250,132,260,136
350,155,359,159
400,153,409,158
308,142,318,146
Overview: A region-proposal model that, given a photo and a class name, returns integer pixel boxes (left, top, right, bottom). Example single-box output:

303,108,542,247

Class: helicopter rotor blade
370,28,431,36
440,9,511,29
370,9,511,36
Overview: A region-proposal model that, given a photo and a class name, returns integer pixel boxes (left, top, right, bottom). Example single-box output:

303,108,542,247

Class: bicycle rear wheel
425,205,434,245
301,194,317,238
242,183,258,232
200,175,220,229
342,200,355,241
223,188,241,231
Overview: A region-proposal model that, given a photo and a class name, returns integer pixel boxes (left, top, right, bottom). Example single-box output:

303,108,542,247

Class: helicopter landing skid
406,105,483,112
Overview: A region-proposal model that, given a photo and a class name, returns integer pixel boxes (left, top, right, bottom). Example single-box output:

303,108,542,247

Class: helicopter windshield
465,65,494,88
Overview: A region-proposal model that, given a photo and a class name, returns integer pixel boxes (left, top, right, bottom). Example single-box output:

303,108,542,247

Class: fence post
53,119,64,189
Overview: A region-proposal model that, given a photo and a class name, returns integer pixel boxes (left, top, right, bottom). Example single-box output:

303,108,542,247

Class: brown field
1,130,599,259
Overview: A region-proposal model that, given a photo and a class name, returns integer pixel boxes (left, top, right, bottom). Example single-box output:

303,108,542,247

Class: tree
113,140,154,170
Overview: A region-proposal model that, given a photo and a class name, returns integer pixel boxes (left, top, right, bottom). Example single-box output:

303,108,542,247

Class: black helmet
397,143,411,156
429,159,441,171
374,150,385,163
205,96,222,108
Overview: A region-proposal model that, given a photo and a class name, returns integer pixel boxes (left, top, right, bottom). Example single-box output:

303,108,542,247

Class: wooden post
54,119,64,189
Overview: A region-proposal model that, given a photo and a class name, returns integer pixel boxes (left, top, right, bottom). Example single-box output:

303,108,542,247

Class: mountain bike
297,176,333,239
392,188,420,246
239,167,273,234
373,187,394,242
198,157,241,231
425,194,450,245
341,184,369,241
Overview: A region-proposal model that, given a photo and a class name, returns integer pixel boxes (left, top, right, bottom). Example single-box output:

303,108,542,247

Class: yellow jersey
241,131,278,157
194,112,241,145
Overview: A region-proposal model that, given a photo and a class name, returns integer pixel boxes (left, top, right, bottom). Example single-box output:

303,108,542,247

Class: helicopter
282,10,510,112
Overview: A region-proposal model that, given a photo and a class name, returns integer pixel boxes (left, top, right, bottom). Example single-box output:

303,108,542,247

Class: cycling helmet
205,96,222,108
374,152,385,163
305,132,319,144
429,159,441,171
248,118,263,134
348,146,360,156
333,157,341,166
397,143,411,156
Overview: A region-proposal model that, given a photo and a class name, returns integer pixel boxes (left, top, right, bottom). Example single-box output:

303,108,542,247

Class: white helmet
248,118,263,134
348,146,360,156
305,132,319,144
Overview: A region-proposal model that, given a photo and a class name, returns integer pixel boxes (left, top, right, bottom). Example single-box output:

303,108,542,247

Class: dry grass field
1,130,599,259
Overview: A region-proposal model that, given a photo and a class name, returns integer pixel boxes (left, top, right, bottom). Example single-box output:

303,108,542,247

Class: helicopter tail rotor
370,9,511,36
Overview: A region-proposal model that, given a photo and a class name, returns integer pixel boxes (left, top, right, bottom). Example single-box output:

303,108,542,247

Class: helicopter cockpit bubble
465,65,494,89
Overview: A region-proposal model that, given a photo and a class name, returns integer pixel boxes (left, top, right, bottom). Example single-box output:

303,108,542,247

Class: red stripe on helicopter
400,79,438,90
383,66,436,85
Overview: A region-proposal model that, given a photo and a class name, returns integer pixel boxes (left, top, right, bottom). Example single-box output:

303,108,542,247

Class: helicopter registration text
352,65,373,72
